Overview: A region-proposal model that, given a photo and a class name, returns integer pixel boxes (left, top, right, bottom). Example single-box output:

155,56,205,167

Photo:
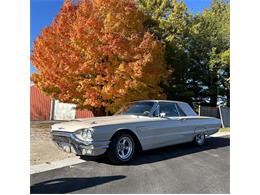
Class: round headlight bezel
74,128,93,141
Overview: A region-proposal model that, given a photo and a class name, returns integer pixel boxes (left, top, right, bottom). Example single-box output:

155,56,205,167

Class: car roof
134,100,186,104
133,100,197,116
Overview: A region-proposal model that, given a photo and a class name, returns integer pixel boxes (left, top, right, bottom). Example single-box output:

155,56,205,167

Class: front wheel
194,133,206,146
106,133,136,164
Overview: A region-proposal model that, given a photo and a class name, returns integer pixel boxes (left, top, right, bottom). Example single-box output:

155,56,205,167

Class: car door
136,102,196,150
134,102,177,150
151,102,197,148
145,102,182,148
140,102,186,149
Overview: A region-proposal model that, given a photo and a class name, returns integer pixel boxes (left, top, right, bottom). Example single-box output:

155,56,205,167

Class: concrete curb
210,132,230,137
30,157,85,175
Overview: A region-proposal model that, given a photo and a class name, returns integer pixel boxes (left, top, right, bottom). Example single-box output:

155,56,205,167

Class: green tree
190,0,230,106
138,0,196,105
138,0,230,107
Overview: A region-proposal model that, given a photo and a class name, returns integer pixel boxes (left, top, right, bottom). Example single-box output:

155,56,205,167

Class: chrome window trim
174,103,181,116
149,102,159,117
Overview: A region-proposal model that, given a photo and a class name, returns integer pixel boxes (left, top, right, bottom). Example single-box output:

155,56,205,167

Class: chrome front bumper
51,131,110,156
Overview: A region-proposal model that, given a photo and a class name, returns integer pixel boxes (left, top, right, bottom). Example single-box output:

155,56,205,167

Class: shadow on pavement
30,175,126,194
81,136,230,165
129,136,230,165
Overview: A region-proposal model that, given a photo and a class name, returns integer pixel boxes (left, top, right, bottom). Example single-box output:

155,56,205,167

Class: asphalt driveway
30,135,230,194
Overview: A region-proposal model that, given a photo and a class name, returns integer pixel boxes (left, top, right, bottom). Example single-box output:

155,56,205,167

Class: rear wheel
194,133,205,146
107,133,135,164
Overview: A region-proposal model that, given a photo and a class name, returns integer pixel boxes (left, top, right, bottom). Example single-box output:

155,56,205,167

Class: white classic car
51,100,221,164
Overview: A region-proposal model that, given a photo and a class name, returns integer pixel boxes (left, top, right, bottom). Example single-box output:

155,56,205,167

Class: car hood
51,115,150,133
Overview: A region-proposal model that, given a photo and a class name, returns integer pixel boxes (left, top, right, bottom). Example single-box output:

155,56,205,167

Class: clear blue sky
30,0,212,74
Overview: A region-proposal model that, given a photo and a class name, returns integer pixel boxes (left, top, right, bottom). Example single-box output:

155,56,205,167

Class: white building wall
53,100,76,120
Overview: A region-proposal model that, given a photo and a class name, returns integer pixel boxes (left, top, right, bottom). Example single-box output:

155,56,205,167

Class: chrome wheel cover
116,136,133,160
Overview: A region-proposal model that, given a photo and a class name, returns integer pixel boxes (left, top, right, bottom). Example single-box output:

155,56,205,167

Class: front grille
52,135,72,144
52,134,82,155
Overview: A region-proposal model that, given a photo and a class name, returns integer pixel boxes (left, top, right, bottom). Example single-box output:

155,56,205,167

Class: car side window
176,104,186,116
159,102,179,117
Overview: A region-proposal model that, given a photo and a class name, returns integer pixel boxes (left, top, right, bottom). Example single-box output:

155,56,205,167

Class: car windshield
115,102,155,116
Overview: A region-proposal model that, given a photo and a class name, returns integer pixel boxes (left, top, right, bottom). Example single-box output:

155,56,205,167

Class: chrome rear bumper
51,131,110,156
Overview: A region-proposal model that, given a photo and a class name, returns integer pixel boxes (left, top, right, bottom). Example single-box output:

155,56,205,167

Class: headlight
74,128,93,141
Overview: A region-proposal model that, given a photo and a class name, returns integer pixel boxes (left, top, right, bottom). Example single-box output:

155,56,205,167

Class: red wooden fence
30,85,94,120
30,86,51,120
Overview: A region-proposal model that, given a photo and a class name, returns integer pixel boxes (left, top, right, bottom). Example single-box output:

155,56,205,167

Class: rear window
177,102,197,116
176,104,186,116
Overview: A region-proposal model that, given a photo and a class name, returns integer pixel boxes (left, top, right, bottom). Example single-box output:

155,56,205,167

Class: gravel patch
30,121,75,165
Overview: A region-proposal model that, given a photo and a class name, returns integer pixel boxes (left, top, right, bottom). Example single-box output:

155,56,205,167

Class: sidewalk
210,131,230,137
30,156,85,174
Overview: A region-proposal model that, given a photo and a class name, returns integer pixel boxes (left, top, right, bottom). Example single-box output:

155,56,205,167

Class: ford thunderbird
51,100,221,164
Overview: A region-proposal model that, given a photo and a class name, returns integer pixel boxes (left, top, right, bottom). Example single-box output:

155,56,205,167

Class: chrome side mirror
160,112,166,118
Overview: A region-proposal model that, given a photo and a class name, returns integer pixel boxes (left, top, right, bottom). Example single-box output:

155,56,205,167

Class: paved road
30,136,230,194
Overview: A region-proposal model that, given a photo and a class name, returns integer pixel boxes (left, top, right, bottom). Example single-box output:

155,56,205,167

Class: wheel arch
110,128,143,152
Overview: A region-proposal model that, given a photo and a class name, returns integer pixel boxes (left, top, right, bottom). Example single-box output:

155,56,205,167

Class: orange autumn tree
31,0,168,114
